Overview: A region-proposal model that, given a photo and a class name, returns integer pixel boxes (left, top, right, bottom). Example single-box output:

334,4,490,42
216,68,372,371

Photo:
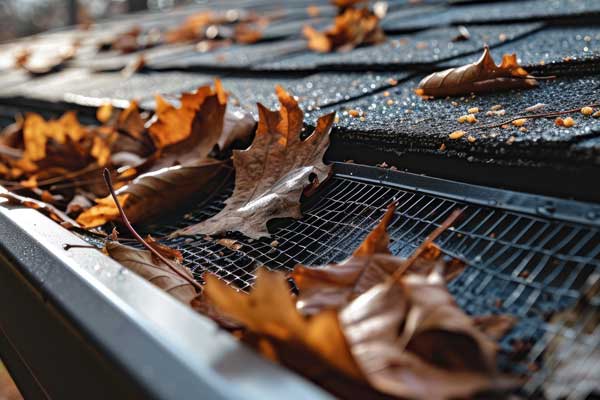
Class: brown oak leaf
303,7,386,53
292,204,466,315
173,86,335,239
22,112,86,161
339,270,517,399
416,46,538,98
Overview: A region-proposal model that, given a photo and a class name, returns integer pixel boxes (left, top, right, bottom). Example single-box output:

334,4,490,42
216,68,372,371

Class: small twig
103,168,203,291
390,208,463,282
478,102,600,130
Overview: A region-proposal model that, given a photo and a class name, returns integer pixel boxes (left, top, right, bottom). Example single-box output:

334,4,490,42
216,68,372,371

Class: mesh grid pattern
140,172,599,398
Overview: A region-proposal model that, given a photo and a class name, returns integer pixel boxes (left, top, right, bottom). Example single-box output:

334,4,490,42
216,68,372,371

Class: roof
0,0,599,200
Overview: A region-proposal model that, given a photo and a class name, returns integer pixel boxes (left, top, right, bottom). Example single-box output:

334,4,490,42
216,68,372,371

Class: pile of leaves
0,75,521,398
0,80,261,229
103,195,518,399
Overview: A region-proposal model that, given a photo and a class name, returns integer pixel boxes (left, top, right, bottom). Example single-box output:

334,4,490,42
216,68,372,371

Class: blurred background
0,0,195,41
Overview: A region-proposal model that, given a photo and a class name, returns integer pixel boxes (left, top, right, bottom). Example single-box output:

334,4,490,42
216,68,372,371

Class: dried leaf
76,161,229,228
97,103,114,123
173,86,335,239
0,190,79,228
203,268,362,378
304,7,385,53
116,100,147,140
145,235,183,263
234,23,263,44
22,112,86,161
105,241,198,305
293,204,466,315
339,268,517,399
148,83,221,149
15,44,77,75
416,46,538,98
76,193,130,228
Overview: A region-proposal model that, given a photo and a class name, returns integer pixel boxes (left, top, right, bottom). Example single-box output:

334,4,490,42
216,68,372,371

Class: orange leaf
148,82,227,148
76,193,130,227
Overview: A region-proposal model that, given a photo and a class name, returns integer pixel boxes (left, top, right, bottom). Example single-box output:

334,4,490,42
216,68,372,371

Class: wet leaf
292,204,466,315
173,86,335,239
105,241,198,305
304,7,385,53
416,46,538,98
0,190,79,228
203,268,362,378
338,267,517,399
148,82,224,149
77,161,230,228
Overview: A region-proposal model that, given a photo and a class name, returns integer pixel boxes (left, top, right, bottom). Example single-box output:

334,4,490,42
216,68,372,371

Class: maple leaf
173,86,335,239
148,86,213,149
292,204,465,315
303,7,386,53
203,268,362,379
416,46,538,98
76,161,230,228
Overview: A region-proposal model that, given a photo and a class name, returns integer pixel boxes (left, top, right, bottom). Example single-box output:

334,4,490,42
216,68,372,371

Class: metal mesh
138,170,599,398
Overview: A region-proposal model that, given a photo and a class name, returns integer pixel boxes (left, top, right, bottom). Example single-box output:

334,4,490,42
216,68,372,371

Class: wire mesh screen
137,168,599,398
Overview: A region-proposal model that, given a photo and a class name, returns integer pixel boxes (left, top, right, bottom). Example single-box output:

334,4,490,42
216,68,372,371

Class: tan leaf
203,268,362,379
304,7,385,53
76,193,130,228
339,268,517,399
416,46,538,98
76,161,229,228
104,241,198,305
292,204,466,315
173,86,335,239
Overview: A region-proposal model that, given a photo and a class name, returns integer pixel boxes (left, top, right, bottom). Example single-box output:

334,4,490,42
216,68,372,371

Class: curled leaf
304,7,385,53
416,46,538,98
76,161,229,228
0,190,79,228
339,268,517,399
148,83,219,149
203,268,362,379
105,241,197,305
293,204,466,315
173,86,335,239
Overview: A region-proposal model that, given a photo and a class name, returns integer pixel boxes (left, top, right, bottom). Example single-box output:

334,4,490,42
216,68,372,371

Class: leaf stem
103,168,203,291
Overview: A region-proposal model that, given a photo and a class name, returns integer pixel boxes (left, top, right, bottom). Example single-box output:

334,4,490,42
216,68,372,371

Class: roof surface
0,0,599,199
